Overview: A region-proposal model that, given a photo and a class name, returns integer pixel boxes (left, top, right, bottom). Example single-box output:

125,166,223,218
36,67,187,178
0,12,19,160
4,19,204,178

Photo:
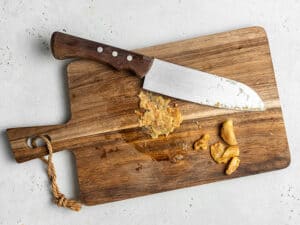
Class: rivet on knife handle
51,32,154,78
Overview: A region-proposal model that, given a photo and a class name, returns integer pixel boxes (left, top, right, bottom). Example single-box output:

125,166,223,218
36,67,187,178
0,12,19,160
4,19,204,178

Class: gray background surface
0,0,299,224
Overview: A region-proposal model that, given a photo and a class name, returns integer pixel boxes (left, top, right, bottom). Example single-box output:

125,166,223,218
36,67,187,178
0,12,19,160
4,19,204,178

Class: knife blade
51,32,264,111
143,59,264,110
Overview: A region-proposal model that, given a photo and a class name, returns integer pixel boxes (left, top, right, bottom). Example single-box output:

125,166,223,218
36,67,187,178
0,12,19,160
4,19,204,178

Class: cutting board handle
51,32,154,78
6,124,68,163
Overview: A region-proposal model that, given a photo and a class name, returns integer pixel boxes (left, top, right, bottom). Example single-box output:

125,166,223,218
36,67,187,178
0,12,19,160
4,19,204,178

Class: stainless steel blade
143,59,264,111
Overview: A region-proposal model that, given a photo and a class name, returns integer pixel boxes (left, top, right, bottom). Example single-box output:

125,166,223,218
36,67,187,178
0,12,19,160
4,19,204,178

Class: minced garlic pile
136,91,183,138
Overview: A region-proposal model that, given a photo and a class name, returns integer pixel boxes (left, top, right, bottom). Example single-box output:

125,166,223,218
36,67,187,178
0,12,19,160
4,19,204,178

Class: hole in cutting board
26,135,51,149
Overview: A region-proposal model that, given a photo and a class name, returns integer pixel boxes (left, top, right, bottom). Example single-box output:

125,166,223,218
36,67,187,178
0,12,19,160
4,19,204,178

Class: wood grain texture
6,26,290,205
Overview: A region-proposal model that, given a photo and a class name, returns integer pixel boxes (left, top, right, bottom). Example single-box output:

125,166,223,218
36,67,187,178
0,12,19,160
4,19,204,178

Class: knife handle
51,32,154,78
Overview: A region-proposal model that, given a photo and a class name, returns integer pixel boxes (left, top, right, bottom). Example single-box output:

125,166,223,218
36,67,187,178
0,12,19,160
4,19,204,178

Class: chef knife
51,32,264,111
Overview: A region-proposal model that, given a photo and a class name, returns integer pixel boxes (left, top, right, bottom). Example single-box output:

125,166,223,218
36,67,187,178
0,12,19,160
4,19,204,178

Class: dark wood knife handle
51,32,154,78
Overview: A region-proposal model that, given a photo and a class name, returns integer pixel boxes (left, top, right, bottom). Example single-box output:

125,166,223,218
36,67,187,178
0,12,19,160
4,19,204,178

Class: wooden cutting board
7,26,290,205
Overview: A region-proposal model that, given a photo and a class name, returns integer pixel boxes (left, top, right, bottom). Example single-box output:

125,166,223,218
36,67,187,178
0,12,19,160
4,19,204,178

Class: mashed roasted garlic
136,91,183,138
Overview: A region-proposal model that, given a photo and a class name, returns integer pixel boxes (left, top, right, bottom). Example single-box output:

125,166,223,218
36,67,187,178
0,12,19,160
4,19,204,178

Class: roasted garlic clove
221,119,238,145
225,156,240,175
210,142,225,163
223,145,239,158
217,146,239,163
136,91,183,138
193,133,210,150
